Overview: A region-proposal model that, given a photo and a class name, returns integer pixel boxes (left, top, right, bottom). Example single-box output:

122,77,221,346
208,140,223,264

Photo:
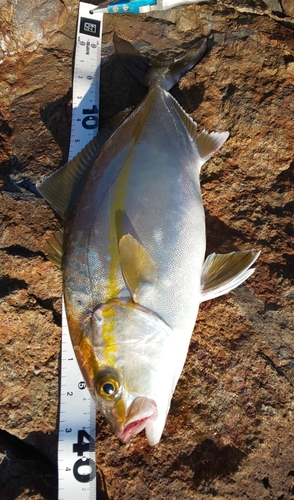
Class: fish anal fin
200,249,260,302
195,130,229,164
167,93,198,138
45,229,64,270
166,94,229,166
118,234,157,302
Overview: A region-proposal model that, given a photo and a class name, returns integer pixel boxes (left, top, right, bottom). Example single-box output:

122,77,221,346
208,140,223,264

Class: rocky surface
0,0,293,499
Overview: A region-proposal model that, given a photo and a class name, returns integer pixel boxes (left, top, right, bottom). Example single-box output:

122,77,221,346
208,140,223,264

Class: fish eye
95,371,120,401
103,382,116,395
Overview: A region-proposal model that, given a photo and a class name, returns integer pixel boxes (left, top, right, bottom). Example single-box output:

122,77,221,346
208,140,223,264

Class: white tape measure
58,4,103,499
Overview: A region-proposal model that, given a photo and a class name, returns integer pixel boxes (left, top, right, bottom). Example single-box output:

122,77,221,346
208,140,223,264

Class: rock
0,1,293,499
281,0,294,18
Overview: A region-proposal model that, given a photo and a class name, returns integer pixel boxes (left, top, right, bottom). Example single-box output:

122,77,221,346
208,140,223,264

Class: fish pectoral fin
44,229,64,269
118,234,157,302
195,130,229,164
200,249,260,302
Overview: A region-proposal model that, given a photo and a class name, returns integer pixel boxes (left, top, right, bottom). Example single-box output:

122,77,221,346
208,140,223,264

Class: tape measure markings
58,4,104,500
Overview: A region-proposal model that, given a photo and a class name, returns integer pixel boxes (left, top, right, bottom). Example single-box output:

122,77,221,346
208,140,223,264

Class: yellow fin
200,249,260,302
44,229,64,269
118,234,157,302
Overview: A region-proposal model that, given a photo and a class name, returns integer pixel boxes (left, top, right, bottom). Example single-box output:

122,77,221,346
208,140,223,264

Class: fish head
79,300,176,446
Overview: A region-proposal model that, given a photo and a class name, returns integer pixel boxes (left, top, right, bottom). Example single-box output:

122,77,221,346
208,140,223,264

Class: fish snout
118,397,158,443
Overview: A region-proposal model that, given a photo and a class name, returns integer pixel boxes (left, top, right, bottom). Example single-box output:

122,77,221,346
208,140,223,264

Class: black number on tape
83,105,98,115
82,104,98,130
73,430,94,456
73,457,95,483
82,116,98,130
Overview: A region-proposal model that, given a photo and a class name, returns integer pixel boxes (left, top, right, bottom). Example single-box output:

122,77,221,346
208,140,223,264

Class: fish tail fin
113,34,207,91
160,38,207,91
113,33,151,87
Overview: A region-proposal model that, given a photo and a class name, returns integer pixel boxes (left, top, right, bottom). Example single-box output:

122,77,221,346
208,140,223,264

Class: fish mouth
118,397,158,443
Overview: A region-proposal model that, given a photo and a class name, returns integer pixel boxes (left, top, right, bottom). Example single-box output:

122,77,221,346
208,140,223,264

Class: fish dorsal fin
36,110,131,218
200,249,260,302
36,134,106,218
44,228,64,269
118,234,157,303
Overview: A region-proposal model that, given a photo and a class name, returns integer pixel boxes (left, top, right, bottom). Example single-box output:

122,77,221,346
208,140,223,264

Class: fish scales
64,86,205,331
37,35,260,446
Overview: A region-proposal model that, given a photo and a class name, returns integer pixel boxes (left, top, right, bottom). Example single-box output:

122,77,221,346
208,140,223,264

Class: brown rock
0,1,293,499
282,0,294,18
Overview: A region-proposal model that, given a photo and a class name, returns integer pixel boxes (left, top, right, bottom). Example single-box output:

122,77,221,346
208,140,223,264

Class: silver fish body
37,36,259,446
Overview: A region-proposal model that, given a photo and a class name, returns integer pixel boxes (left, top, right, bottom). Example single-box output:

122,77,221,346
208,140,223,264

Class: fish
37,34,260,446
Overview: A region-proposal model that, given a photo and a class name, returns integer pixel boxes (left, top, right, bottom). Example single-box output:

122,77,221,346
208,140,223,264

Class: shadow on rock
180,438,246,490
40,89,72,166
0,429,57,500
0,428,110,499
100,52,147,127
205,211,254,255
172,82,205,115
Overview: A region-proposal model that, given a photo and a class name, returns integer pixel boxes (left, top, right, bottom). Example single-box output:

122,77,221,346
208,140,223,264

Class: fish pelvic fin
44,228,64,269
200,249,261,302
118,234,157,303
113,33,207,91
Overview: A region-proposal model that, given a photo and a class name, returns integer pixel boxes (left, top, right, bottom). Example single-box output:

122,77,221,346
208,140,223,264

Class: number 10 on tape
58,4,104,500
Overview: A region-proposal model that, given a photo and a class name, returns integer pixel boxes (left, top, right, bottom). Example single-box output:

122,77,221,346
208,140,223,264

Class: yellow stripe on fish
104,148,135,302
101,92,155,367
100,305,117,366
104,90,154,304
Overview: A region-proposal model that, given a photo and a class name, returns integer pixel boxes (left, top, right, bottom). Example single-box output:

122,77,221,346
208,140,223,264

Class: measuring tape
58,4,103,499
